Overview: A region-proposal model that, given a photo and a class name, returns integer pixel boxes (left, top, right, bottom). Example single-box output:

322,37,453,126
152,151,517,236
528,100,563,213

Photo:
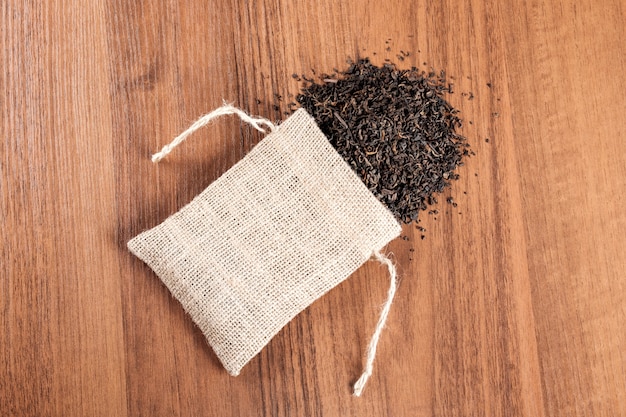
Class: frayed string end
353,250,398,397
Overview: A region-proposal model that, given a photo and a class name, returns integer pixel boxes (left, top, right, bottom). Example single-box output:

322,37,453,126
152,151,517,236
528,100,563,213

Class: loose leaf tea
296,58,470,223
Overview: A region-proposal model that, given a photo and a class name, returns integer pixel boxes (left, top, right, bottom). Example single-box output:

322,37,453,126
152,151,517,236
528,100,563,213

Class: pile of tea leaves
295,58,470,223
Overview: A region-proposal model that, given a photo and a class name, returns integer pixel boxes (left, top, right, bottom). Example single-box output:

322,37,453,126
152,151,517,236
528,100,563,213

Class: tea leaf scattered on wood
295,58,470,223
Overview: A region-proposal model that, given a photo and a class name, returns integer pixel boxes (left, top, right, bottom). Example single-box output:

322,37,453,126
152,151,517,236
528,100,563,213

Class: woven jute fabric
128,108,401,376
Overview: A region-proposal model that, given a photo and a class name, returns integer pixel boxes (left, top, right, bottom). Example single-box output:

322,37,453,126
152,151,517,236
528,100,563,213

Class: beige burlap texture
128,108,401,377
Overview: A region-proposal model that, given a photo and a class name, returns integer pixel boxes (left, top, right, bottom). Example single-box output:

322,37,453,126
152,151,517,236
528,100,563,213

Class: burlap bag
128,108,401,381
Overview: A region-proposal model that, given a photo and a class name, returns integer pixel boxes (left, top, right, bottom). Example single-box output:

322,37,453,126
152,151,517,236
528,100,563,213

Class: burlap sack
128,108,401,376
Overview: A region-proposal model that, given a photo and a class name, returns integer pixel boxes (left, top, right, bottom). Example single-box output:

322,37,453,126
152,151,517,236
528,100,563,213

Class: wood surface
2,0,625,416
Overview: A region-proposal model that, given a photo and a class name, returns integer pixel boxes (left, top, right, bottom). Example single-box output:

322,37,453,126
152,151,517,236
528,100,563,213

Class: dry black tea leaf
296,58,470,223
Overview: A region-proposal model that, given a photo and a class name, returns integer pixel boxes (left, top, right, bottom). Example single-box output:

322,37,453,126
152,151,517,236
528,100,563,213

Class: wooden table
2,1,625,415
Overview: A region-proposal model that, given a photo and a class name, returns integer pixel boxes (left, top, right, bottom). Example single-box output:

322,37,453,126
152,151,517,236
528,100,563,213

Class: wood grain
2,0,625,416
